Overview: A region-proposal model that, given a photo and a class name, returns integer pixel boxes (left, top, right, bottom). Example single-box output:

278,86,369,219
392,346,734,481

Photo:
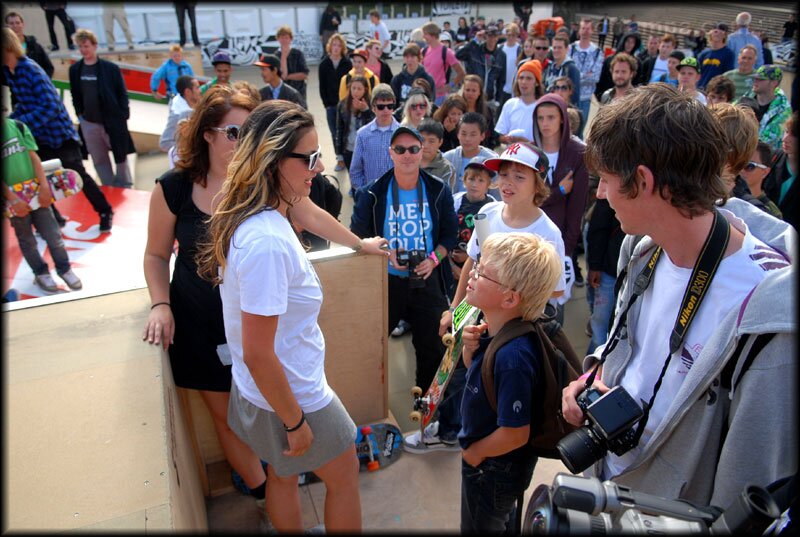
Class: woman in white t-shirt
196,100,387,532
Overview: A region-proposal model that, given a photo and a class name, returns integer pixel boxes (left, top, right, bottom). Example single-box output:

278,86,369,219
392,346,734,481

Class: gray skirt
228,382,357,477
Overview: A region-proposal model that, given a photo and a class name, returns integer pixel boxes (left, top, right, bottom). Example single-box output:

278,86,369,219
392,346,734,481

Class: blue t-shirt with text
383,178,434,277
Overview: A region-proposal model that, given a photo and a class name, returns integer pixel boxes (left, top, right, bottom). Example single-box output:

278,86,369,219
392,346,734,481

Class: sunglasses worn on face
552,85,570,91
375,103,396,110
288,146,322,170
210,125,241,141
744,161,768,171
392,145,422,155
410,103,427,110
534,46,549,50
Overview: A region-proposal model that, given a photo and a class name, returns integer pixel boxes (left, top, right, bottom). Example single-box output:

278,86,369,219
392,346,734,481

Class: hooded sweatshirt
531,93,589,257
595,31,641,100
542,56,581,106
390,64,436,107
583,198,796,510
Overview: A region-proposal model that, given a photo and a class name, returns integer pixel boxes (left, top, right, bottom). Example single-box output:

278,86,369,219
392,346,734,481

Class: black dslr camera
396,249,427,289
556,386,644,474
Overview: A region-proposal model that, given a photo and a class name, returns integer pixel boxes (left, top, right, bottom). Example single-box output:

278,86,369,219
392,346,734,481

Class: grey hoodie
583,198,797,510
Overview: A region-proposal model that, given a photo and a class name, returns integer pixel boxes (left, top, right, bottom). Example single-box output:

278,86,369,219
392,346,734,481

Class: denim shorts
227,382,357,477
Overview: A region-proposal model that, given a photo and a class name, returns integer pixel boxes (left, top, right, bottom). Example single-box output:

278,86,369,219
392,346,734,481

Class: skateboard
4,159,83,218
408,299,482,439
230,422,404,491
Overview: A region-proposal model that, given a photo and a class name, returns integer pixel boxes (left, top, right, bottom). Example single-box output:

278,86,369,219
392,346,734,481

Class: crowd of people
3,5,798,534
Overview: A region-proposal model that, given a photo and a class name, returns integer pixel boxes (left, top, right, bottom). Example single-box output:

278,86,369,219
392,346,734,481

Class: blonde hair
401,92,431,125
708,102,759,174
325,33,347,56
276,25,293,39
196,100,315,284
2,27,24,58
72,28,98,46
169,44,183,53
232,80,261,102
481,232,562,321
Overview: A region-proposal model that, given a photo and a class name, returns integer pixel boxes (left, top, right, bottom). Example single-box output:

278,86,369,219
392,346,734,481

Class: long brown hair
196,100,316,284
175,85,258,187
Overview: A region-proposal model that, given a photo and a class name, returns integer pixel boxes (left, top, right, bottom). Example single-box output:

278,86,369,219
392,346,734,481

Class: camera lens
557,426,607,474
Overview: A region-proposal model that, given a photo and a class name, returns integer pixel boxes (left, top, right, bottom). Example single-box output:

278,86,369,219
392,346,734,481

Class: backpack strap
720,332,776,391
481,318,536,413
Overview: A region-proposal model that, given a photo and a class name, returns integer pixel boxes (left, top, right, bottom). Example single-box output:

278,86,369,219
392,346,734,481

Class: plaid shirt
4,56,78,148
349,117,400,190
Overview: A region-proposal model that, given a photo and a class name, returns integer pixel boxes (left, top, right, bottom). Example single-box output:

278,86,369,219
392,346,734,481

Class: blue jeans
436,363,466,442
10,206,71,276
587,271,616,354
577,99,591,138
461,456,536,533
324,105,339,159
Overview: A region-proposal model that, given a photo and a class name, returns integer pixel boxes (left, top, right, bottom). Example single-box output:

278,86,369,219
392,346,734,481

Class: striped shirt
3,56,79,148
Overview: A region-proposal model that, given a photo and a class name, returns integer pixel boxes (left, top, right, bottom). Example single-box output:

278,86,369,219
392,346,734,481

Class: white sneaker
59,269,83,290
391,319,411,337
403,421,460,454
34,273,59,293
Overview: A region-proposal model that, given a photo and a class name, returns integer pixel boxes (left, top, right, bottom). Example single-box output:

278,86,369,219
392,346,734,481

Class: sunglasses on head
375,102,396,111
210,125,241,141
743,161,768,171
392,144,422,155
288,146,322,170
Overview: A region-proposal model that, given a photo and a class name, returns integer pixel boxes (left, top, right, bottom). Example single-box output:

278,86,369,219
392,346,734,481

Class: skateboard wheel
367,461,380,472
410,386,423,398
409,410,422,422
442,333,455,346
361,426,373,435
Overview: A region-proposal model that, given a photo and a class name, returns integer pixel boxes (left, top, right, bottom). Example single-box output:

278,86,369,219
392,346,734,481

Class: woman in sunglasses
399,87,432,130
196,100,388,531
142,86,269,508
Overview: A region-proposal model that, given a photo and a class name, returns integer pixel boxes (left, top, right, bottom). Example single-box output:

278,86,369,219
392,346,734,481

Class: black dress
158,169,231,391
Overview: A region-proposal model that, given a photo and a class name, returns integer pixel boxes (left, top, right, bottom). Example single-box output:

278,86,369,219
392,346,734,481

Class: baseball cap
678,56,701,73
483,142,549,176
253,53,279,68
465,156,496,177
754,64,782,82
440,31,452,43
349,48,369,61
211,51,231,65
486,24,500,36
714,22,729,32
390,126,424,145
669,50,686,61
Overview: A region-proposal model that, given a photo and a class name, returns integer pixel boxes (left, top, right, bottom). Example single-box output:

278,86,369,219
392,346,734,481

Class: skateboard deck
408,299,482,437
4,159,83,217
231,422,403,491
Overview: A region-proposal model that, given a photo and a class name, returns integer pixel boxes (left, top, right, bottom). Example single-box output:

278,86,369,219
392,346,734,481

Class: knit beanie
517,59,542,82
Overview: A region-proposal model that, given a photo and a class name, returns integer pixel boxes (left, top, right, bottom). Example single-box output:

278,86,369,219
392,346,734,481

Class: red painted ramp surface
3,186,152,303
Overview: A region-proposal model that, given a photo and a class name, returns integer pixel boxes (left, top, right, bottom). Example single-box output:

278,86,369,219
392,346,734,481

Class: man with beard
601,53,637,104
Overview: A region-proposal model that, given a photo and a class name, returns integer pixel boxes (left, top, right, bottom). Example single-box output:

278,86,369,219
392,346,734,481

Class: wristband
434,250,444,263
284,410,306,432
428,251,440,266
352,239,363,253
578,371,591,382
559,184,566,195
151,302,171,310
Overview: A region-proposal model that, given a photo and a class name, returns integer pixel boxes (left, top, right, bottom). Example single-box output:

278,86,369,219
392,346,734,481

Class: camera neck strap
391,176,429,253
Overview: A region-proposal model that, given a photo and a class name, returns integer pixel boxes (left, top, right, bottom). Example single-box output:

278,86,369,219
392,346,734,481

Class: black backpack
422,44,452,84
480,317,582,459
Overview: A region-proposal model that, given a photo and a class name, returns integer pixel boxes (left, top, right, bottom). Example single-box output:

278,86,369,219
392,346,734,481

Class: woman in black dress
142,86,267,503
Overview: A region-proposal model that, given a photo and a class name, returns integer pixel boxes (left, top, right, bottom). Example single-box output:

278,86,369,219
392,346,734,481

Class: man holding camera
560,84,796,511
351,126,458,392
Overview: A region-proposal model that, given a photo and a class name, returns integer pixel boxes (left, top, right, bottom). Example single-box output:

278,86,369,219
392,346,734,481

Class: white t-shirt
466,201,567,293
219,209,333,413
649,56,670,83
370,21,391,48
543,150,560,185
495,97,537,142
604,212,778,478
502,42,520,94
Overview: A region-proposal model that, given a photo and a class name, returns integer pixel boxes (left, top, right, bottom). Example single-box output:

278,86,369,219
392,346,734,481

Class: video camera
523,473,781,534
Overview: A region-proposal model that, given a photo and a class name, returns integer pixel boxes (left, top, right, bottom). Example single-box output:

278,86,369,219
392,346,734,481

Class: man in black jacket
5,11,54,78
69,28,136,188
255,53,306,108
455,24,506,103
